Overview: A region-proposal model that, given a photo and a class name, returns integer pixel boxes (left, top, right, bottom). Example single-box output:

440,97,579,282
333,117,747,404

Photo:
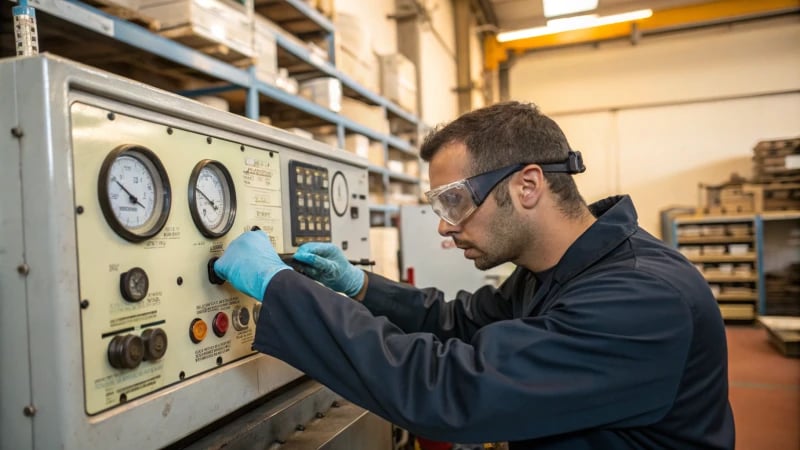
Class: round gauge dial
98,145,171,242
120,267,149,302
188,160,236,238
330,171,349,217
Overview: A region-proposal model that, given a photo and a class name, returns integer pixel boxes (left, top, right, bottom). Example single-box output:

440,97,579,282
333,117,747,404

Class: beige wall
509,17,800,237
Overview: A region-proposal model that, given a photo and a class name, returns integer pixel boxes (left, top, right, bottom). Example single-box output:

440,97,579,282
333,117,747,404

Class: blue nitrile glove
293,242,365,297
214,231,292,301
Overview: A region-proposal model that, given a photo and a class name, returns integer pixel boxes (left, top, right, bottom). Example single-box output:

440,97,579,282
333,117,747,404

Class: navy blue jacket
254,195,735,449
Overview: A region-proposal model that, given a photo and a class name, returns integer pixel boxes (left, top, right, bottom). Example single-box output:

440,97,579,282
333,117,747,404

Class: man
214,101,735,449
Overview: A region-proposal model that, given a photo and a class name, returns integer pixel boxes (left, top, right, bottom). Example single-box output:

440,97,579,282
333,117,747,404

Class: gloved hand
214,230,292,301
293,242,365,297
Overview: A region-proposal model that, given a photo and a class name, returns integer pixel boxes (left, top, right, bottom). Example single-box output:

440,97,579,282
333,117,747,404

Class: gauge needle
113,178,146,209
195,188,219,211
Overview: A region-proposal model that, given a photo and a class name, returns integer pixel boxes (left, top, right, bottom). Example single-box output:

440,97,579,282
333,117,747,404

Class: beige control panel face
71,102,284,415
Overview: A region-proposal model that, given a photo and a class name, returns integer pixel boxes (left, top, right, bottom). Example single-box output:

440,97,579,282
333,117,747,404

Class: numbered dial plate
188,160,236,238
98,145,171,242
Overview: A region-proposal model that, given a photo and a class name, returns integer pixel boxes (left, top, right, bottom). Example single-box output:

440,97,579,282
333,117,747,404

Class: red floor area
726,325,800,450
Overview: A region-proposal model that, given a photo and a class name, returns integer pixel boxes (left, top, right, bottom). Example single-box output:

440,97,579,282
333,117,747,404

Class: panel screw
76,206,84,214
11,127,23,138
23,405,36,417
80,299,90,309
315,412,325,418
331,401,340,408
107,112,115,121
206,136,213,144
240,145,245,152
176,276,183,286
167,127,174,135
295,424,305,431
17,264,29,275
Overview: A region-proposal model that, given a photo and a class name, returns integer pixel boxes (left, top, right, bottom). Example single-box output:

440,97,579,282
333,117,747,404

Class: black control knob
108,334,145,369
141,328,168,361
120,267,149,302
208,257,225,285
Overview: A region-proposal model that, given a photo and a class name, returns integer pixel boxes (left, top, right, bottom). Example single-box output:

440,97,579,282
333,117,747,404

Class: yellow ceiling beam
484,0,800,70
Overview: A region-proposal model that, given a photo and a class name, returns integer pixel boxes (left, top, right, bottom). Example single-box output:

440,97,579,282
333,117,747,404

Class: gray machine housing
0,54,383,449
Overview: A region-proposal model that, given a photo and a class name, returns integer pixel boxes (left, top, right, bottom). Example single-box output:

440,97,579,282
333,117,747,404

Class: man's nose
437,218,459,236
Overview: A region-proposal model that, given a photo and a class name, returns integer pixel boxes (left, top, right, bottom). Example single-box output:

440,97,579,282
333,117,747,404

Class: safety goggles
425,151,585,226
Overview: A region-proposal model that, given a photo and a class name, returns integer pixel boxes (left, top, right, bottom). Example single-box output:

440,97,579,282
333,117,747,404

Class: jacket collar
552,195,639,284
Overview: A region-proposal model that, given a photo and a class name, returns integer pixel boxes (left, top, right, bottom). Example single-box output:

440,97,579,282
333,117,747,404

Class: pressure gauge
98,145,171,242
188,160,236,238
330,171,349,217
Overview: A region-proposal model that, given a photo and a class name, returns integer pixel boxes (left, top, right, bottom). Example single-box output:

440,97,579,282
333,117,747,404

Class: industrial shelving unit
4,0,422,224
672,211,800,321
673,214,762,321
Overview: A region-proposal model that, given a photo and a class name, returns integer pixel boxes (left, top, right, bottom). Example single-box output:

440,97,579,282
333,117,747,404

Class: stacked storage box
379,53,417,115
140,0,255,63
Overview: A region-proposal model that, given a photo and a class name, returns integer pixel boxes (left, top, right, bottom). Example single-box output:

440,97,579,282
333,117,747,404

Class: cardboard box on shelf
344,134,370,159
336,45,379,93
379,53,417,115
299,77,342,112
253,15,279,80
340,98,389,135
368,141,386,166
141,0,254,62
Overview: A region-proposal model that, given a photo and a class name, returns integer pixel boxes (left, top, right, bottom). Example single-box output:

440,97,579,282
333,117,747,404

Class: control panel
69,101,370,415
1,56,372,449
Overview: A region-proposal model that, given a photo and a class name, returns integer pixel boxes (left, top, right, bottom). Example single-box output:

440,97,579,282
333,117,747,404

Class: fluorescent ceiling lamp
543,0,598,18
497,9,653,42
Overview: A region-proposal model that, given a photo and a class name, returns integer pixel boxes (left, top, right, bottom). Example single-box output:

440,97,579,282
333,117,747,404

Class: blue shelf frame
28,0,422,225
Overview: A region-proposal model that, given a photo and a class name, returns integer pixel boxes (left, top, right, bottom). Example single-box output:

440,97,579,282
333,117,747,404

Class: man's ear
517,165,544,209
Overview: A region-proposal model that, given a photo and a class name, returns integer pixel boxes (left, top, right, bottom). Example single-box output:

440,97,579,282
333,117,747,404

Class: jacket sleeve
358,271,518,342
254,269,693,444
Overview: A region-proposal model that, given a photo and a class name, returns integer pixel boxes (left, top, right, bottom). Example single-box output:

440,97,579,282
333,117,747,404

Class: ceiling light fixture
496,9,653,42
542,0,598,18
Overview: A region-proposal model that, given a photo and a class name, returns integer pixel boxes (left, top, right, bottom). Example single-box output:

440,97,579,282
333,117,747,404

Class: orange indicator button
190,318,208,343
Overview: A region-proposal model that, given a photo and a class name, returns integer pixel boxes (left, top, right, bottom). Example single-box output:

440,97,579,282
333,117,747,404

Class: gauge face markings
98,145,171,242
188,160,236,238
107,155,157,229
195,166,226,230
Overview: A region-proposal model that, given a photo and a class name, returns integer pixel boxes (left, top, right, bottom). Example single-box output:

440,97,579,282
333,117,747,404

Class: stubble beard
473,202,527,270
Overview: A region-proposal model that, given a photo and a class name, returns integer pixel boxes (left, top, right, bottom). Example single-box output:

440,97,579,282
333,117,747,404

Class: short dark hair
420,101,586,216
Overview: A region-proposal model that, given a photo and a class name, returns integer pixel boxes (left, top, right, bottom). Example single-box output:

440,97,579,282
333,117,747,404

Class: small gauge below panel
288,160,332,246
188,159,237,238
98,144,172,242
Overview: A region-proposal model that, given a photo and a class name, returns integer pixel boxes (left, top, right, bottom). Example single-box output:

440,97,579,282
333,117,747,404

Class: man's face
428,143,527,270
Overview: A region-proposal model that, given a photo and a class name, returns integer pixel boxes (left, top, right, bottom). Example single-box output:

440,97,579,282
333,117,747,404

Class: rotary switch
141,328,168,361
108,334,145,370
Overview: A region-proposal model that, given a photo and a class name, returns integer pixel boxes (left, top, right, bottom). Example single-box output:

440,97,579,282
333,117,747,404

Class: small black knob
141,328,168,361
208,257,225,285
108,334,144,370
